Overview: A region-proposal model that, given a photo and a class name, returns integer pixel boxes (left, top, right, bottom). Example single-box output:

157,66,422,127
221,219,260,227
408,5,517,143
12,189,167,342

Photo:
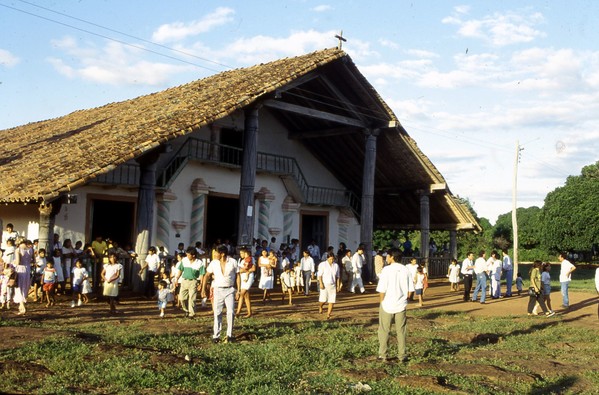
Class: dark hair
159,280,168,288
185,246,197,257
478,250,486,257
217,245,228,255
388,248,402,263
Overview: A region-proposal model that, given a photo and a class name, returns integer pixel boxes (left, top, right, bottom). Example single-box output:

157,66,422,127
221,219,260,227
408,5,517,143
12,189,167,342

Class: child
541,263,553,314
81,274,92,304
447,258,460,292
516,272,523,296
33,249,47,303
294,256,304,295
3,239,16,264
414,265,426,307
43,260,58,307
156,279,170,318
0,260,16,310
52,248,65,295
71,258,88,307
280,265,293,305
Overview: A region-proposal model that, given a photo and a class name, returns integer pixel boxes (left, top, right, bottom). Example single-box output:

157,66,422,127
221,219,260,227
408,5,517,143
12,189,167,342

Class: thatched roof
0,48,479,231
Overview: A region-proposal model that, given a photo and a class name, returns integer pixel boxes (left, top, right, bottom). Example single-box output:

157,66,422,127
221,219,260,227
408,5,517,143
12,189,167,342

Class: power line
15,0,235,70
0,1,228,73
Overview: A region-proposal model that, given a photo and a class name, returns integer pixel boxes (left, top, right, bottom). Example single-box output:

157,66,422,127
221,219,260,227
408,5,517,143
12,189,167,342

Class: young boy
43,260,58,307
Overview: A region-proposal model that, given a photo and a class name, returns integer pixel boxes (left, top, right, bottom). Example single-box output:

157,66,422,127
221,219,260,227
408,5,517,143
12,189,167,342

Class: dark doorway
90,199,135,248
301,214,327,252
206,195,239,247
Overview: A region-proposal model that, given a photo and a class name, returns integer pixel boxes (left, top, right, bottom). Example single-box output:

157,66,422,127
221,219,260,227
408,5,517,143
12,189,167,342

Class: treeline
374,161,599,263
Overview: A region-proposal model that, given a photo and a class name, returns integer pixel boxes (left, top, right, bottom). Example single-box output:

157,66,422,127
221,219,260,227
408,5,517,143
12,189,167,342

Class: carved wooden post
337,210,351,246
450,230,458,260
419,191,431,268
38,202,60,253
237,106,260,247
133,151,160,292
360,129,378,281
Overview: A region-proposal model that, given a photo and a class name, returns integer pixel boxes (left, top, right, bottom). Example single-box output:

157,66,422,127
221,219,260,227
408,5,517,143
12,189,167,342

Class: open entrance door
205,194,239,248
300,212,328,253
90,199,135,248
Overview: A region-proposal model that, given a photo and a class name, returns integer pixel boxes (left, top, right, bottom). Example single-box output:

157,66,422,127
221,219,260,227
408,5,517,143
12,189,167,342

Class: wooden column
133,150,160,292
360,129,378,281
237,106,260,247
449,230,457,260
419,191,430,268
38,201,61,253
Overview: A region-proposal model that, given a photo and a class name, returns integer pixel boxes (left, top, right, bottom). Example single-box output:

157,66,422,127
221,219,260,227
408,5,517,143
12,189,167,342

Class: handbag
528,287,538,297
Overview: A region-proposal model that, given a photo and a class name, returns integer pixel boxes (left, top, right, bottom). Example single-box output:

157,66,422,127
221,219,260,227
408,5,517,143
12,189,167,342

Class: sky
1,0,598,224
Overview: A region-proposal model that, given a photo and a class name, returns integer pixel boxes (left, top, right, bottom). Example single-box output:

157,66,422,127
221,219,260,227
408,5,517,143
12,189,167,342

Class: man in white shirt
502,249,513,297
471,250,488,304
489,251,502,299
202,245,240,343
318,252,340,319
307,240,321,264
377,248,410,362
140,246,160,298
558,252,576,308
460,252,475,301
350,246,366,294
300,250,315,296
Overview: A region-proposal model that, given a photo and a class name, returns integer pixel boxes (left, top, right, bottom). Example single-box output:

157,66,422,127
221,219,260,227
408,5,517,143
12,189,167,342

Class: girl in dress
52,248,65,295
101,252,121,314
258,249,274,302
71,258,89,307
0,253,15,310
236,248,255,317
447,258,460,292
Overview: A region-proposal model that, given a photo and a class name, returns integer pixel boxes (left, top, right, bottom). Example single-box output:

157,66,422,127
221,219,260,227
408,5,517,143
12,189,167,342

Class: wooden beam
318,75,368,122
263,99,367,128
375,183,447,194
274,71,321,93
375,223,477,231
289,126,359,140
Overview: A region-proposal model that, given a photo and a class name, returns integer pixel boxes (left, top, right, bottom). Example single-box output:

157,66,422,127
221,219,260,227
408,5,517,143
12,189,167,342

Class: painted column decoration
419,191,431,268
256,187,275,242
281,195,300,243
190,178,210,246
155,190,177,251
337,210,352,246
360,129,379,281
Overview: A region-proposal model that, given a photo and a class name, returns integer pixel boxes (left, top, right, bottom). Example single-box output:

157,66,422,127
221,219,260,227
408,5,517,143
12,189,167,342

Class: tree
493,206,542,249
540,161,599,253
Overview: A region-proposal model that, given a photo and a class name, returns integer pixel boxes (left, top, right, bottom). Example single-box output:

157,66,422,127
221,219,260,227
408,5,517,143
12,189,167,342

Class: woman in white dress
101,252,121,313
447,259,460,291
258,249,274,302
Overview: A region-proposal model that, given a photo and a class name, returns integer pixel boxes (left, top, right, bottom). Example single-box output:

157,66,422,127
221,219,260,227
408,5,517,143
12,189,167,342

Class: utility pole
512,140,522,280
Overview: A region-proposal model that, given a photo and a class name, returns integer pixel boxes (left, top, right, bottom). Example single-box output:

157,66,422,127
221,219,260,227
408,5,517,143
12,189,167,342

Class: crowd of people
2,222,598,356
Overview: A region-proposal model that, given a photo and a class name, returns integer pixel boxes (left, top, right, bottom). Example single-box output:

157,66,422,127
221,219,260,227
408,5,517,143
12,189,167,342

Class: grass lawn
0,271,597,394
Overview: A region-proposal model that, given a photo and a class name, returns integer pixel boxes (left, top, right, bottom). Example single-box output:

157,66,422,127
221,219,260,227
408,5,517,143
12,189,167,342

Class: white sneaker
201,298,207,308
160,312,164,318
77,300,83,307
70,301,76,308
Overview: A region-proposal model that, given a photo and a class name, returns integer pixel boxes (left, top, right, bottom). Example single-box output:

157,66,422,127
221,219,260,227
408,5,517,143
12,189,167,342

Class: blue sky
1,0,598,223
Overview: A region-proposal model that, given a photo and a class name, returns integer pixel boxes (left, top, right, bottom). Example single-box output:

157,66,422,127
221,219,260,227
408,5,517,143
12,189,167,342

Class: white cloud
443,7,546,47
379,39,399,50
152,7,235,43
312,5,332,13
47,37,194,85
0,48,20,67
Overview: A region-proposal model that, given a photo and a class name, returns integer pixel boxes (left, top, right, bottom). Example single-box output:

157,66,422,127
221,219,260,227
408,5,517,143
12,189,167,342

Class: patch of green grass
1,311,597,394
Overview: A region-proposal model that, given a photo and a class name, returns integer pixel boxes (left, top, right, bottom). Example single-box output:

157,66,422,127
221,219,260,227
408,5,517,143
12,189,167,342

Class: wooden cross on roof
335,30,347,50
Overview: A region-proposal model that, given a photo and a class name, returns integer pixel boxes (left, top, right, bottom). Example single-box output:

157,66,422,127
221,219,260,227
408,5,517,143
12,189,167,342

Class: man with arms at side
461,252,475,302
502,249,513,297
317,252,341,319
377,248,410,363
202,245,240,343
558,252,576,309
